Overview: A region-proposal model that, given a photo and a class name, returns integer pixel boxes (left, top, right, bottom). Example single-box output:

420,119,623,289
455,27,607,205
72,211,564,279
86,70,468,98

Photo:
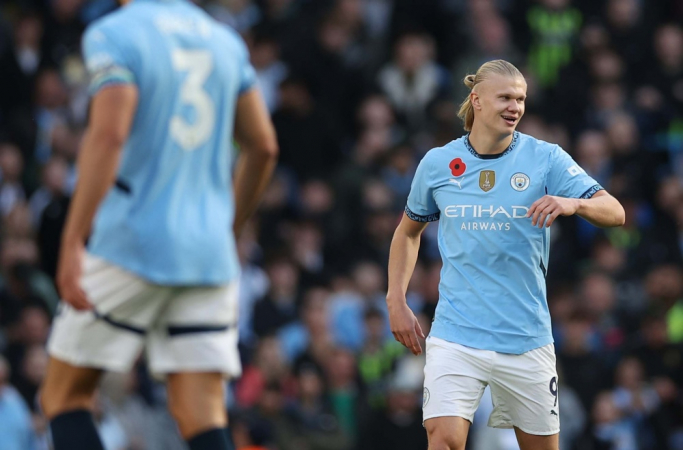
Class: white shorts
423,337,559,436
47,254,241,379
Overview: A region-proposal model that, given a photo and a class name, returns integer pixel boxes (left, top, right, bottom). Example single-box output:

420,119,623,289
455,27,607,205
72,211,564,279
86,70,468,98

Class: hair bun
463,74,476,89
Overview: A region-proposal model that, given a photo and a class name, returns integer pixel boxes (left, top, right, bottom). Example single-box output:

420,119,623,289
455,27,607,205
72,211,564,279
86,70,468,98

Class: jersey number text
170,49,215,151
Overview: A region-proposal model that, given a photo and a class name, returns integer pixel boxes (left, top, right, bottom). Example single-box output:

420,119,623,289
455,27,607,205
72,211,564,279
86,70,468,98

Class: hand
527,195,579,228
56,240,92,310
387,299,425,355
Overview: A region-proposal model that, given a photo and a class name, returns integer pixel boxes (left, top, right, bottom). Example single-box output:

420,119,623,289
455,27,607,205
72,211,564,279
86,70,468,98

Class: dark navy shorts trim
167,324,233,337
114,178,132,194
94,311,145,335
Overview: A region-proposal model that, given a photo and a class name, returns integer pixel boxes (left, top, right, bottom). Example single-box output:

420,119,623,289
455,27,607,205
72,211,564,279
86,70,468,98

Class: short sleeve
405,155,440,222
234,32,256,94
82,23,136,95
546,146,603,199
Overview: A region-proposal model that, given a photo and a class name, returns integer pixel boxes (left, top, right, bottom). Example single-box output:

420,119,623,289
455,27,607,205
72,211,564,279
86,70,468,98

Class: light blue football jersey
406,132,603,354
81,0,256,285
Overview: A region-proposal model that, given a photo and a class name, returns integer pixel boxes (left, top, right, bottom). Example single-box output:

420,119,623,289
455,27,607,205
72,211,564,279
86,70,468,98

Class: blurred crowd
1,0,683,449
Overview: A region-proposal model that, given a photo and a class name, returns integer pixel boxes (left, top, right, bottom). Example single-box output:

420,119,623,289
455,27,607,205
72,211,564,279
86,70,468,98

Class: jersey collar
464,131,519,160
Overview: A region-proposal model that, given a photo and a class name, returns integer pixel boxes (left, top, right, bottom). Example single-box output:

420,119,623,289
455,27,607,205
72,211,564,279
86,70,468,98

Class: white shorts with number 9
423,336,560,436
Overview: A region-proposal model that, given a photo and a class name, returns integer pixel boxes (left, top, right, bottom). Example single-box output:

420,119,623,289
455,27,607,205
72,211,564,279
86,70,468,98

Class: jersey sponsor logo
444,204,529,232
449,158,466,177
444,205,529,218
510,173,530,191
567,165,585,177
460,222,511,231
479,170,495,192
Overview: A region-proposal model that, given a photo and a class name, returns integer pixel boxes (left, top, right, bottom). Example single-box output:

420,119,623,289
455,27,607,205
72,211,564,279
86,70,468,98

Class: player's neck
468,125,514,156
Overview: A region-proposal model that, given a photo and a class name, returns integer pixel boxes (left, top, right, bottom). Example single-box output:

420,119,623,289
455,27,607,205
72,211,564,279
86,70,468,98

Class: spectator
249,32,288,113
645,264,683,343
0,12,43,114
252,254,301,338
0,354,36,450
236,336,291,409
584,391,639,450
32,68,71,164
329,260,386,351
575,130,612,187
557,310,611,411
604,0,651,72
206,0,261,33
526,0,582,88
378,31,450,132
278,363,351,450
324,347,365,441
357,307,405,408
279,286,334,367
237,222,270,347
0,143,26,217
272,78,343,182
356,360,427,450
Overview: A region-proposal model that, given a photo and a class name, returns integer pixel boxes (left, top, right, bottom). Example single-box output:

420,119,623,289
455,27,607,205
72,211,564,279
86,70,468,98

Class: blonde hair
457,60,524,131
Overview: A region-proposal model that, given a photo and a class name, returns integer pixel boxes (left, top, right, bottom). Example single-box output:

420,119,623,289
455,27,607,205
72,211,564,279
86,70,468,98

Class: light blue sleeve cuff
89,66,136,95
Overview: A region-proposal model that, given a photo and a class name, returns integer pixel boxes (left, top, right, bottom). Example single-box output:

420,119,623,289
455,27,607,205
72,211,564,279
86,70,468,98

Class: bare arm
232,89,279,237
574,190,626,227
386,213,429,355
387,213,429,299
528,190,625,229
62,86,138,244
58,84,139,309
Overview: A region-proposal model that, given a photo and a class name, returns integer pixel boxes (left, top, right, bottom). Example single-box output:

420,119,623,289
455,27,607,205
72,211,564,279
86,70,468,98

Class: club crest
510,173,530,191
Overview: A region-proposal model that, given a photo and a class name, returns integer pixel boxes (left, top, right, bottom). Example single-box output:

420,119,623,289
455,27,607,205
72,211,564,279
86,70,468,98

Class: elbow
263,142,279,160
254,139,279,161
614,206,626,227
601,204,625,228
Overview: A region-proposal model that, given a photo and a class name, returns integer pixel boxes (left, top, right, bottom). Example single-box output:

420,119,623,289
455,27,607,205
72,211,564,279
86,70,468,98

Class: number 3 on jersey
170,49,215,151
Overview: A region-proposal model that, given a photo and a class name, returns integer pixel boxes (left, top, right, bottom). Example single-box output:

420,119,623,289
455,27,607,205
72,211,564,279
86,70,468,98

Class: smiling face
471,74,527,137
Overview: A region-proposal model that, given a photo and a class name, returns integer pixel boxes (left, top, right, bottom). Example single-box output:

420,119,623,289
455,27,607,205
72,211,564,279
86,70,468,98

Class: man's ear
471,91,481,111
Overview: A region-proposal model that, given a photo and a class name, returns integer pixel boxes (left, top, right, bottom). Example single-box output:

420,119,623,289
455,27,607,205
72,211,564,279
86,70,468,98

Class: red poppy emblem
449,158,466,177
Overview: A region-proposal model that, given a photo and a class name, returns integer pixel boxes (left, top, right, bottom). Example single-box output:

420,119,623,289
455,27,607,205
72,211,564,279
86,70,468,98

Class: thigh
514,426,559,450
424,416,470,450
147,282,240,379
488,344,560,436
47,254,171,373
423,337,491,423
